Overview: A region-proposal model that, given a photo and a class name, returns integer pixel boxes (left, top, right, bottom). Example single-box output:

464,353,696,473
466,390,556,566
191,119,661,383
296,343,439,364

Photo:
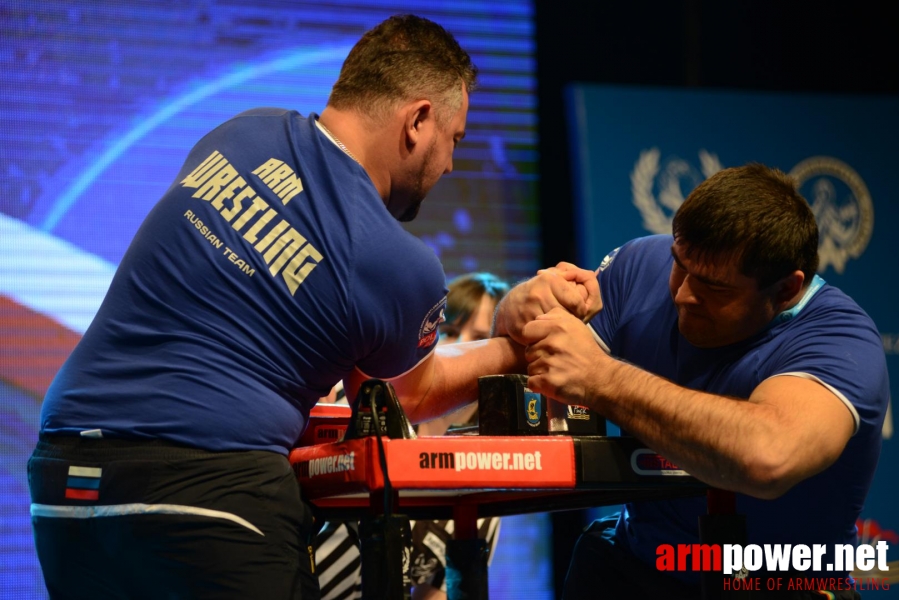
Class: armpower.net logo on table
418,450,543,472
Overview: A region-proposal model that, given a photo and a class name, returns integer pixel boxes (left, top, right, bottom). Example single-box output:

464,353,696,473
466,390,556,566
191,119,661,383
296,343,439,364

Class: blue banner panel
568,84,899,591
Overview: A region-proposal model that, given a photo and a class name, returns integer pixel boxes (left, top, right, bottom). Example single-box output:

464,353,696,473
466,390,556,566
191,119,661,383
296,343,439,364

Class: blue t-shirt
591,235,889,581
41,109,448,454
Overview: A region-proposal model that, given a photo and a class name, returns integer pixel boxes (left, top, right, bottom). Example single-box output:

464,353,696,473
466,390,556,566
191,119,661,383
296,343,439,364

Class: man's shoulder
767,282,884,364
344,221,447,371
804,283,876,325
592,235,676,340
208,108,308,140
597,235,673,286
601,234,672,267
232,107,299,120
186,108,307,158
354,222,442,275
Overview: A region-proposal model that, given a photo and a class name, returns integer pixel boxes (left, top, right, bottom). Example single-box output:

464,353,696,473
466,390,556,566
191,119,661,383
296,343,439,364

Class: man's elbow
396,395,428,424
737,463,795,500
737,447,834,500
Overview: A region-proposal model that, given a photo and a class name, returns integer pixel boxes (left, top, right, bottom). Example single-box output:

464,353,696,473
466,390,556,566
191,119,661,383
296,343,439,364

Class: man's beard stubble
394,138,436,222
396,199,423,222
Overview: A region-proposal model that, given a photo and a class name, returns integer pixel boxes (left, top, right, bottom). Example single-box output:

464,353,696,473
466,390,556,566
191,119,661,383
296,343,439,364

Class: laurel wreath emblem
789,156,873,275
631,148,722,234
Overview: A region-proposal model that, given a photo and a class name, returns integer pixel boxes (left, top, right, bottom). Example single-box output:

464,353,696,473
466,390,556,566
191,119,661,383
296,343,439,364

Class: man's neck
771,274,825,328
317,106,390,201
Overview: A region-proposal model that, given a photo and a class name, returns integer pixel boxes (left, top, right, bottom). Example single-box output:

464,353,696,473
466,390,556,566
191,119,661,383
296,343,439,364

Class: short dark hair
328,15,478,125
672,163,819,288
440,272,509,337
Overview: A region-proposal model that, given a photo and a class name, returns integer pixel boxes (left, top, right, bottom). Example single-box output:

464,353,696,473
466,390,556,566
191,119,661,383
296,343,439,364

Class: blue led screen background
0,1,549,596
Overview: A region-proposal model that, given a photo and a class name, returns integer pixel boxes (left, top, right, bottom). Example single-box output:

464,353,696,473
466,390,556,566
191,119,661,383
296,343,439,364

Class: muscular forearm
417,402,478,436
523,310,853,500
592,359,814,499
403,336,526,423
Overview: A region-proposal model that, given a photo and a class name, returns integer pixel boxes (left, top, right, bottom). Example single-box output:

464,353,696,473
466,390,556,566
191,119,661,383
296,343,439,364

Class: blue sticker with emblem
524,391,541,427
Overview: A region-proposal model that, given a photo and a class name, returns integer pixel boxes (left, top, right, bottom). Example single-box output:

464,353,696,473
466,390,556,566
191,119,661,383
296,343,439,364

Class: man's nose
675,276,700,304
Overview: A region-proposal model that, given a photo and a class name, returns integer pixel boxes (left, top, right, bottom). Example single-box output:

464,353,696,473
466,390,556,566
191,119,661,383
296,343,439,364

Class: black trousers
29,435,320,600
562,516,699,600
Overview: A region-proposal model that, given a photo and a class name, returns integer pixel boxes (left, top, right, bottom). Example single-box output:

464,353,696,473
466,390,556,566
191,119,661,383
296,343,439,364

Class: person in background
419,272,511,435
316,273,509,600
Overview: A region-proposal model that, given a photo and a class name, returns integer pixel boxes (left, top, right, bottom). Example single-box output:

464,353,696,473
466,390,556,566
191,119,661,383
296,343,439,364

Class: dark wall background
535,1,899,594
537,1,899,267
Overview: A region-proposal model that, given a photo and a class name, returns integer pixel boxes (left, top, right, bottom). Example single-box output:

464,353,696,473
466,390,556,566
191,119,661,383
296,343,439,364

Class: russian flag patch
65,466,101,501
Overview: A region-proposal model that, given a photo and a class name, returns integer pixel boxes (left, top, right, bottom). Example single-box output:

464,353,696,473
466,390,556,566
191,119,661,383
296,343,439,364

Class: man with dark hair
28,15,595,599
328,14,476,129
323,14,477,223
497,163,889,599
672,163,819,290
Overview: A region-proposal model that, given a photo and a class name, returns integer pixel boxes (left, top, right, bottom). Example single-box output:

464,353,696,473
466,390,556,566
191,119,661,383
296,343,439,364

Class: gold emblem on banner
631,151,873,275
789,157,874,275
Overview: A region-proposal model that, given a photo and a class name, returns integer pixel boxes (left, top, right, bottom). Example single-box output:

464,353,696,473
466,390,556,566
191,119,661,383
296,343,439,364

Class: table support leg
446,539,489,600
446,504,489,600
359,514,412,600
699,489,751,599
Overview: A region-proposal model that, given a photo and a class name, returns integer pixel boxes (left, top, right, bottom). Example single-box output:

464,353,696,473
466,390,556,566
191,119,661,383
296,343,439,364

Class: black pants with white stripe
28,434,320,600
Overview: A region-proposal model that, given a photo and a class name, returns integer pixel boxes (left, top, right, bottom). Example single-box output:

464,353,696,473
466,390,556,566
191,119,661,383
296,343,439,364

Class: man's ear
403,100,433,149
774,270,805,307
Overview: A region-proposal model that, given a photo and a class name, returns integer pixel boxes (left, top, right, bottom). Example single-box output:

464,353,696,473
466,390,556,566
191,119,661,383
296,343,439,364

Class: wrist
491,297,508,338
588,350,623,410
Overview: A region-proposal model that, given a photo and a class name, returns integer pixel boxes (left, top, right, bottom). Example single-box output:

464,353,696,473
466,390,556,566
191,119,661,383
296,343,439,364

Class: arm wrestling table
289,383,714,600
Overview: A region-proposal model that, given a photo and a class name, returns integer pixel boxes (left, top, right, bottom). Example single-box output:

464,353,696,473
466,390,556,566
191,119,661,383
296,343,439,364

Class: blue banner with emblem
567,84,899,584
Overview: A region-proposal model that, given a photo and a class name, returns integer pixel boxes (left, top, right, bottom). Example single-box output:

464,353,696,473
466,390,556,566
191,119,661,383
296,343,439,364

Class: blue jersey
41,109,447,454
591,235,889,582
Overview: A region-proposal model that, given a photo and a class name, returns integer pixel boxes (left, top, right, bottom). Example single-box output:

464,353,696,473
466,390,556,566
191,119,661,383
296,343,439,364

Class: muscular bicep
748,374,855,485
347,338,523,424
344,351,437,420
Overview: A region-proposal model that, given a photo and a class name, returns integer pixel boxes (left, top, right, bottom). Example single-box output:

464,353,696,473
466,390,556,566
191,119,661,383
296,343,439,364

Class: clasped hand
492,263,604,404
493,262,601,345
519,307,606,405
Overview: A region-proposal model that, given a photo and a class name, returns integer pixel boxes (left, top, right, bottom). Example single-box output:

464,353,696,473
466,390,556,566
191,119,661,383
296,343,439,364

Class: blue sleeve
348,234,448,379
590,235,673,347
763,291,890,433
